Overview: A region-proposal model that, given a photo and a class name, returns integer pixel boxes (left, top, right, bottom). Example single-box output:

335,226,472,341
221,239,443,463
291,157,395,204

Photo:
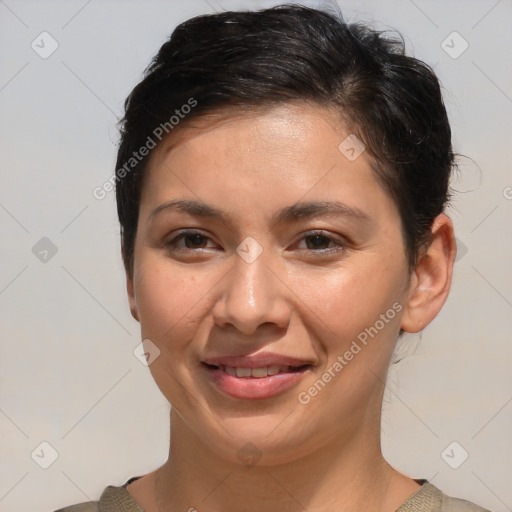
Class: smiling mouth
203,363,310,378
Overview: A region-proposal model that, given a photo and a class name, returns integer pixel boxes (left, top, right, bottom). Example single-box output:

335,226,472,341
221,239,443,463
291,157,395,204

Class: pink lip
203,365,310,400
201,352,313,400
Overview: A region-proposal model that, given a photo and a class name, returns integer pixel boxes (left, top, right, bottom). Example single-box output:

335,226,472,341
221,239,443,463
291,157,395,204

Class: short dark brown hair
115,4,454,277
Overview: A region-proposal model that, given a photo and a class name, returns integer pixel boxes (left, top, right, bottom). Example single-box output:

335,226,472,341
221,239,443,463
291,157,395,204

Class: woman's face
128,103,412,464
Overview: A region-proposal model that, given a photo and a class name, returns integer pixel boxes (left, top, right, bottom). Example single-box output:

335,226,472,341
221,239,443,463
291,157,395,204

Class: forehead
151,102,341,165
139,102,397,226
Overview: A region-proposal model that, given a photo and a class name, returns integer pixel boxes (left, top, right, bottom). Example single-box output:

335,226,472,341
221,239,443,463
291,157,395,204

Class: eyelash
165,229,347,255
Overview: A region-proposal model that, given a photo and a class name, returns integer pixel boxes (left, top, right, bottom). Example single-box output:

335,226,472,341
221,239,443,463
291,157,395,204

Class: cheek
290,261,404,344
291,266,404,416
134,254,209,346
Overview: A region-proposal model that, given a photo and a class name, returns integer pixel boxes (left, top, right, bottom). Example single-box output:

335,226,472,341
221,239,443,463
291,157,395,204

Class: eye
294,230,346,254
164,229,346,256
165,229,217,251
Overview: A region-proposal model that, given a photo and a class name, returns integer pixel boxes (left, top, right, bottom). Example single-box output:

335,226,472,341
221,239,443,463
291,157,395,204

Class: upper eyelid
167,229,346,249
293,231,347,250
168,229,216,247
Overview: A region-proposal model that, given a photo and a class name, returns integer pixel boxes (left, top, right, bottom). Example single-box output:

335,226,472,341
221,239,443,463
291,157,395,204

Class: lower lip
203,364,310,400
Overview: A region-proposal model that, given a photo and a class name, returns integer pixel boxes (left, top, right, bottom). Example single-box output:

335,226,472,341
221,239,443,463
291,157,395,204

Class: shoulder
398,481,492,512
440,492,492,512
53,479,144,512
54,502,98,512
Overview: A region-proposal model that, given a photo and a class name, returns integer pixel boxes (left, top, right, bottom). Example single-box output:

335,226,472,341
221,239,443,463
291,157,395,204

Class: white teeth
267,365,280,376
225,366,237,377
235,367,252,378
251,367,268,378
221,365,295,378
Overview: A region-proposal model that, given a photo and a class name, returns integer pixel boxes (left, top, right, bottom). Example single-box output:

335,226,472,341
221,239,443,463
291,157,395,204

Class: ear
126,272,140,322
401,213,457,333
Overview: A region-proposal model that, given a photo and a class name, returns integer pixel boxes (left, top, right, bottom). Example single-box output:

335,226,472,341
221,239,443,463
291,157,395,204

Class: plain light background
0,0,511,511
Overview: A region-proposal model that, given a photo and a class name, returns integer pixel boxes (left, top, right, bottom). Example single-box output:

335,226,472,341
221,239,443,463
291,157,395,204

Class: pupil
308,235,328,249
186,234,204,248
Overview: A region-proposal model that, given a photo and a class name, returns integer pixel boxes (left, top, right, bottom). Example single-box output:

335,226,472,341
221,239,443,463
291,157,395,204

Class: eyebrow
148,199,371,228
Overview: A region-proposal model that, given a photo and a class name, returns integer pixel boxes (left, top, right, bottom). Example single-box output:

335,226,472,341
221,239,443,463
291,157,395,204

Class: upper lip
202,352,313,368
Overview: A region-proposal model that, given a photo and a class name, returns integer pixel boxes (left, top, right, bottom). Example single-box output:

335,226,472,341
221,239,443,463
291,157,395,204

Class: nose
212,247,292,337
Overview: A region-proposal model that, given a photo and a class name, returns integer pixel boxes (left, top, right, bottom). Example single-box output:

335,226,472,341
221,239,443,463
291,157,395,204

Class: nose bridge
213,243,290,335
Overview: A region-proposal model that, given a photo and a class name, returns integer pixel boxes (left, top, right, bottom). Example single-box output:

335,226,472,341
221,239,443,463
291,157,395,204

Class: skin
124,102,456,511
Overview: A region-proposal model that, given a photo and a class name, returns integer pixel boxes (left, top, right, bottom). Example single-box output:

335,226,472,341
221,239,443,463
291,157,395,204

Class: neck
154,408,410,512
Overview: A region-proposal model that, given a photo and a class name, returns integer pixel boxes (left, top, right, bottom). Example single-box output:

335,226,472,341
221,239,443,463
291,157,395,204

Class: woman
56,4,491,511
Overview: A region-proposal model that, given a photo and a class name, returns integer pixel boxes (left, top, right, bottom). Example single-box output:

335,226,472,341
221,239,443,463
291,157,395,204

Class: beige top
54,477,491,512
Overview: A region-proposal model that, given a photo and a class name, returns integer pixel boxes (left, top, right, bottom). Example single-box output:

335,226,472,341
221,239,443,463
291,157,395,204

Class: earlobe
126,273,140,322
401,213,457,333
